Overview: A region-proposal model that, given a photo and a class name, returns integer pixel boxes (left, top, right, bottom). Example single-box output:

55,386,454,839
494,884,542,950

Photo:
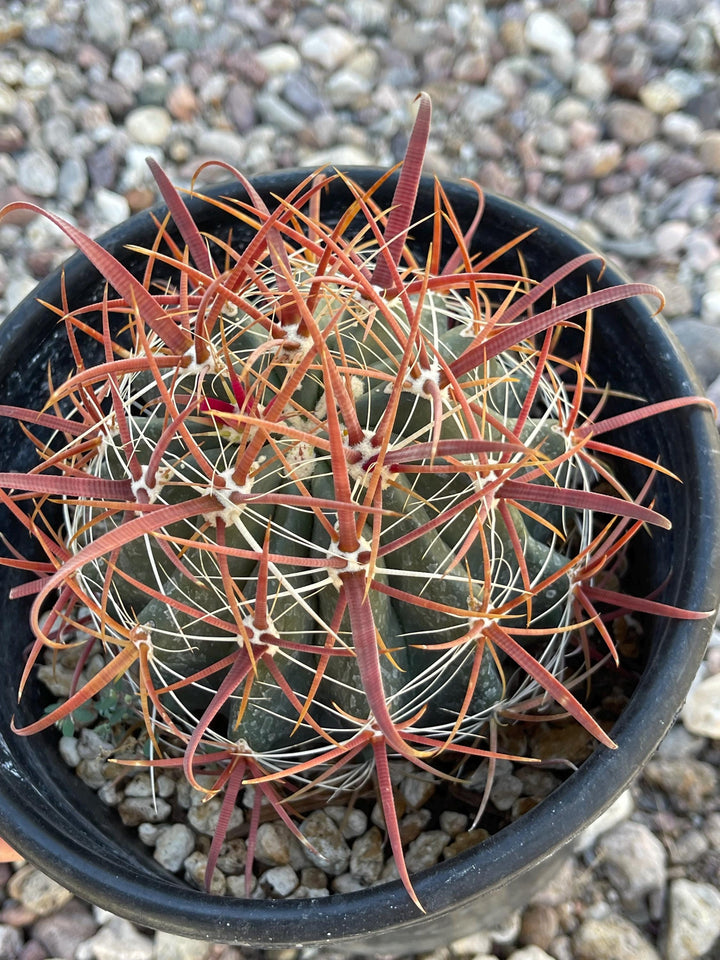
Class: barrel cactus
1,94,708,906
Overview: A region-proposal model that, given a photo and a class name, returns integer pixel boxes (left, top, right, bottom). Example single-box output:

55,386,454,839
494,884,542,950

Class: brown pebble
443,829,489,859
520,904,560,950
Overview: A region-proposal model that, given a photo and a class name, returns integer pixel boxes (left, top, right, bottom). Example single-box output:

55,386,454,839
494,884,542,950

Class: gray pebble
300,810,351,876
117,796,171,827
643,757,718,811
84,0,130,51
300,26,358,71
58,735,80,767
490,773,524,811
665,879,720,960
154,930,214,960
525,11,575,56
349,827,385,885
255,91,306,135
0,924,23,957
572,915,660,960
325,805,368,839
7,864,74,916
597,821,667,916
124,106,172,146
671,320,720,386
186,796,244,836
260,865,299,898
593,192,642,238
606,101,658,146
224,83,256,133
76,915,153,960
183,851,226,895
404,830,450,873
154,824,197,873
507,948,554,960
31,899,97,958
16,149,59,197
57,156,89,208
461,88,506,125
215,837,247,875
112,48,144,93
76,757,111,790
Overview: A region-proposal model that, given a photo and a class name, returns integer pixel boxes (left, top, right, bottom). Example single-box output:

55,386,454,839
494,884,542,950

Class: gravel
0,1,719,959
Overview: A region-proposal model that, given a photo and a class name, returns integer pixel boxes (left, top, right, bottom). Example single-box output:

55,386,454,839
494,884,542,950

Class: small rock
31,899,97,958
593,192,642,238
255,92,306,135
78,916,153,960
404,830,450,873
154,824,196,873
670,829,710,866
564,142,622,181
573,62,610,101
254,822,297,868
187,797,243,837
682,673,720,736
58,735,80,767
184,851,226,895
166,83,198,123
300,26,357,71
654,219,691,258
671,320,720,386
325,806,367,840
349,827,385,886
216,838,247,875
0,924,23,959
57,156,89,209
84,0,130,50
300,811,350,876
255,44,302,76
507,948,554,960
112,48,143,93
439,811,468,837
639,78,685,114
519,905,559,952
400,772,436,810
448,930,493,956
698,130,720,174
596,821,667,915
574,790,634,853
399,809,432,845
525,11,575,56
118,796,171,827
573,915,660,960
701,292,720,325
260,865,299,898
16,150,59,198
138,823,160,846
643,757,718,811
154,931,211,960
606,101,658,145
124,106,173,146
665,879,720,960
7,865,73,916
661,112,702,146
461,88,506,125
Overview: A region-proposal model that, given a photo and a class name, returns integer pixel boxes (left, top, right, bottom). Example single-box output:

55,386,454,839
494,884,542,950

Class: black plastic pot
1,171,719,952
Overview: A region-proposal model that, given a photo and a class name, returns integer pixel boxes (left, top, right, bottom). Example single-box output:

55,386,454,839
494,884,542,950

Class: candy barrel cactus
0,94,709,907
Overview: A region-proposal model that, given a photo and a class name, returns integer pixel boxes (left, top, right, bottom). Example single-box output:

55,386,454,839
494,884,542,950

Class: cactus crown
0,94,708,908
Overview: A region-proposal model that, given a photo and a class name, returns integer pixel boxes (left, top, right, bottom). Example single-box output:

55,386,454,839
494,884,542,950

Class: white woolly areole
326,533,373,589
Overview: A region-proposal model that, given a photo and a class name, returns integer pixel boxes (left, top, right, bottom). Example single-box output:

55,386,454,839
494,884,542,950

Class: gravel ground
1,1,720,958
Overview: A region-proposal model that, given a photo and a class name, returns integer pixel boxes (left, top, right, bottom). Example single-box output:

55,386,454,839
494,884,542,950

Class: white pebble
683,673,720,738
154,824,196,873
